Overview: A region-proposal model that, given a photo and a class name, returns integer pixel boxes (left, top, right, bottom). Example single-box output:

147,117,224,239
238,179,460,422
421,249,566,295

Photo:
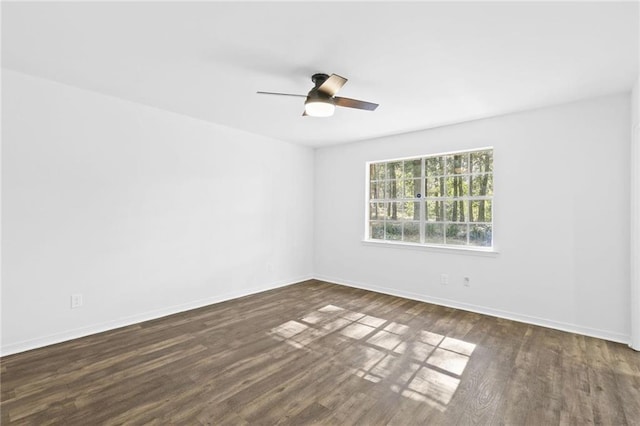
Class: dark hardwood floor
1,279,639,425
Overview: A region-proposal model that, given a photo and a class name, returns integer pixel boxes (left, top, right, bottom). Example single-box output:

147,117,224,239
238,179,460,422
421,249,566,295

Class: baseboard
313,274,630,345
0,274,313,357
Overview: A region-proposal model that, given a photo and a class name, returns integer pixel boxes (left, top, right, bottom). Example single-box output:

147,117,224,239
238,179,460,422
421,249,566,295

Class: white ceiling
2,1,638,147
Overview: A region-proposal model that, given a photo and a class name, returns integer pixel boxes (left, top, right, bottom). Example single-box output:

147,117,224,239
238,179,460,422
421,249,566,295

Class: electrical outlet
464,277,471,287
71,294,83,309
440,274,449,285
266,262,273,272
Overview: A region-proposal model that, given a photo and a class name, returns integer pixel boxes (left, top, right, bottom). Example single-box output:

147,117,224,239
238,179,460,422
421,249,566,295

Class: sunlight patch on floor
268,304,476,411
340,323,376,340
367,330,404,352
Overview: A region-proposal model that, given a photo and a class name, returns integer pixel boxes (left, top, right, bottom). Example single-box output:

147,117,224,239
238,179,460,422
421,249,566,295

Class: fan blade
257,91,307,98
334,96,379,111
317,74,347,96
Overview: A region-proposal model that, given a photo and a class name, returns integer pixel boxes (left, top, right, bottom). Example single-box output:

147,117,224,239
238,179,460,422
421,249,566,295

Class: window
367,148,493,249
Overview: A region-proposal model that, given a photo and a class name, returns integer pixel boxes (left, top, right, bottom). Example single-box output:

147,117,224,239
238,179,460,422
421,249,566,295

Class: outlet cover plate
71,294,83,309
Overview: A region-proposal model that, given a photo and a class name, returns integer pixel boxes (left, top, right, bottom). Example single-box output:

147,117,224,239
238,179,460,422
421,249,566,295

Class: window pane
370,180,388,199
370,221,384,240
370,181,380,200
371,163,386,180
369,202,387,220
387,201,421,220
403,222,420,243
426,201,444,221
404,179,421,198
469,200,492,222
426,177,444,197
387,179,402,199
382,181,390,199
404,159,422,178
470,174,493,196
406,201,421,221
386,202,400,220
445,200,467,222
469,224,492,246
387,162,403,180
385,222,402,241
471,150,493,174
445,153,469,175
425,223,444,244
446,224,468,245
426,157,444,177
445,176,469,197
387,202,401,220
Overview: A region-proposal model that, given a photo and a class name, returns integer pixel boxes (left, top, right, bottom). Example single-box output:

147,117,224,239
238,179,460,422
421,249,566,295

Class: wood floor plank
1,279,638,425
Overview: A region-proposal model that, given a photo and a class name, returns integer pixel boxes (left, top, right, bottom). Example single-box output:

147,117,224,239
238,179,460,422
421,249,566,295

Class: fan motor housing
311,73,330,88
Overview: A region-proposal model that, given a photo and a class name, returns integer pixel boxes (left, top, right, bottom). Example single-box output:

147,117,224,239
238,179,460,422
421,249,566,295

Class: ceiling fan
257,73,379,117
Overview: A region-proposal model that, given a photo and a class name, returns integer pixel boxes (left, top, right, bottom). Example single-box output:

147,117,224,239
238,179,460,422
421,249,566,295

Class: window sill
361,239,499,257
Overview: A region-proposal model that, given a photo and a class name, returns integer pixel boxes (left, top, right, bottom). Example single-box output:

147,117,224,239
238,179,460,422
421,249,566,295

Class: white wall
1,70,314,355
315,94,631,342
1,69,633,354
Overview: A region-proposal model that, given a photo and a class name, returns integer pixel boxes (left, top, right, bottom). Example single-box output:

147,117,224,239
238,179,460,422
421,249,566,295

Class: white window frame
364,147,495,253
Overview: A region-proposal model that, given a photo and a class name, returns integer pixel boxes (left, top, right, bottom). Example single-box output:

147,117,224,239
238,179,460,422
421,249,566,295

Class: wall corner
630,74,640,350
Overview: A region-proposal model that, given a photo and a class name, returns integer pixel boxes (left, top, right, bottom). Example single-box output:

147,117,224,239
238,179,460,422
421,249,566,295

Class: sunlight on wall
269,304,476,411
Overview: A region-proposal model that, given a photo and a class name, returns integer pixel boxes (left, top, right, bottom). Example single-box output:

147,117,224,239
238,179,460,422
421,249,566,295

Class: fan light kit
305,96,335,117
258,73,378,117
